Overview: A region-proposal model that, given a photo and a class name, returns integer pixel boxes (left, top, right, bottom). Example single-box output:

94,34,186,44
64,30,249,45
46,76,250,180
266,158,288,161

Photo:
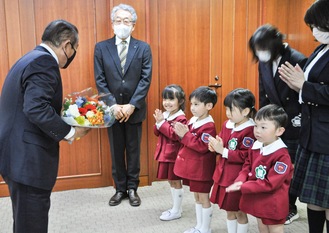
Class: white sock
227,219,237,233
162,187,175,214
171,188,183,214
195,203,203,229
237,223,248,233
200,206,213,233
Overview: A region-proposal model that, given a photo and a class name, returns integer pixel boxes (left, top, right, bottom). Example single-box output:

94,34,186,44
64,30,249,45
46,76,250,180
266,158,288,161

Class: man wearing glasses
94,4,152,207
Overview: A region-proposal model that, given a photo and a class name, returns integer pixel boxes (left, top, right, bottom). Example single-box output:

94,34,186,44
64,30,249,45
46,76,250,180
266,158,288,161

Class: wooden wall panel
0,0,9,90
157,0,212,121
287,0,318,57
147,0,160,182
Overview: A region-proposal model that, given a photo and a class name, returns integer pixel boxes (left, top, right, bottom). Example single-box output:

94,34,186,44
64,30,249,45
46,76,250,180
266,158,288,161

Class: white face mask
256,50,271,63
313,27,329,44
113,24,133,39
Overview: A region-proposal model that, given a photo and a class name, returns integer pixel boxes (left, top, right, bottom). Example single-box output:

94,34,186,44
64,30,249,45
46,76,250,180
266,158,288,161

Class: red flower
78,107,88,116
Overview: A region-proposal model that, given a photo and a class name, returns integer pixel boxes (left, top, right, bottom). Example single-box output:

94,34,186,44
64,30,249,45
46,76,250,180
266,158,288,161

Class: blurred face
225,106,248,126
256,50,271,63
190,97,212,120
254,119,284,146
163,97,180,114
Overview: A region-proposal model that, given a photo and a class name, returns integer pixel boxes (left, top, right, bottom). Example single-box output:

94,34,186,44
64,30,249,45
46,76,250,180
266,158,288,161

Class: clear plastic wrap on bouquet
61,87,116,128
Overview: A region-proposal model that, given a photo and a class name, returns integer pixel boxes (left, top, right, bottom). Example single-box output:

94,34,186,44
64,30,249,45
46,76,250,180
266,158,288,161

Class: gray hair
111,4,137,23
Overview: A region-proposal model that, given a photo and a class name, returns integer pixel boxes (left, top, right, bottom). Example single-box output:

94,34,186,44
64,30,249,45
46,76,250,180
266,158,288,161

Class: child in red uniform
173,86,217,233
153,84,187,221
227,104,293,233
208,88,257,233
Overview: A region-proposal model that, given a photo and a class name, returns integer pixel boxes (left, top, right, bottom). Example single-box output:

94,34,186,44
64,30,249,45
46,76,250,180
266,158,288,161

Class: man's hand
119,104,135,123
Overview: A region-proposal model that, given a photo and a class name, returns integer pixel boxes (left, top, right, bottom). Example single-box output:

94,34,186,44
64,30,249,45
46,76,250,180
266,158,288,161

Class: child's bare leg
169,179,182,189
257,218,269,233
268,224,284,233
197,192,210,208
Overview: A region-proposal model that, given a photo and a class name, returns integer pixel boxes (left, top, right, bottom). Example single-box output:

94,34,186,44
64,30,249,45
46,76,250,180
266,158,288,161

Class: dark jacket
300,44,329,154
258,45,307,141
94,36,152,124
0,46,71,190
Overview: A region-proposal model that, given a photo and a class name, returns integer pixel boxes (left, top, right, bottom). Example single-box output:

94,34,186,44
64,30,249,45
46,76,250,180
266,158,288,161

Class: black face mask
62,43,76,69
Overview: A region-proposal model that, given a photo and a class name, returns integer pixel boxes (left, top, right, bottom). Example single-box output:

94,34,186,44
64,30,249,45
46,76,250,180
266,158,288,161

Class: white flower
86,111,95,118
66,104,80,118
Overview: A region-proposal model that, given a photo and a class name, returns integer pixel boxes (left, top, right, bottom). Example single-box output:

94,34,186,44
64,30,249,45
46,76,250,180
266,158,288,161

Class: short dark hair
41,19,79,47
304,0,329,32
255,104,288,128
224,88,257,119
162,84,186,111
189,86,217,108
249,24,285,63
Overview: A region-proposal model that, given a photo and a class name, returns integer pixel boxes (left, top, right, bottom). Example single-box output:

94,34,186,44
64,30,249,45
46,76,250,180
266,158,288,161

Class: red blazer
213,119,255,186
235,139,293,221
174,116,217,181
154,111,187,162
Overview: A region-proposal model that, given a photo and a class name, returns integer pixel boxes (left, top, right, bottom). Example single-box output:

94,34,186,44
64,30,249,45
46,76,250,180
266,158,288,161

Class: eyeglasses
113,18,133,26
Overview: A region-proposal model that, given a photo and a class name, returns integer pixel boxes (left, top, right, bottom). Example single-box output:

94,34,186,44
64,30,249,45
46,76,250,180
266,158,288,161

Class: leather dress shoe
128,189,141,206
109,191,127,206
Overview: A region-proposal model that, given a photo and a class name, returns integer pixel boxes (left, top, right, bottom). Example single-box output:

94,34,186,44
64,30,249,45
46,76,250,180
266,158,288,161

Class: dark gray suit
0,45,71,232
94,36,152,191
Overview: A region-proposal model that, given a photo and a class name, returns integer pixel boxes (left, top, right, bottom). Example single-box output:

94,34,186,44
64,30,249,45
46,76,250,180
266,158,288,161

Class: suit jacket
94,36,152,124
300,44,329,154
0,46,71,190
258,45,307,140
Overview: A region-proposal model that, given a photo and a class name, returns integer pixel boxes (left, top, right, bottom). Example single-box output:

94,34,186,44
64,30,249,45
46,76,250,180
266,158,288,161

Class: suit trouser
107,121,142,192
3,176,51,233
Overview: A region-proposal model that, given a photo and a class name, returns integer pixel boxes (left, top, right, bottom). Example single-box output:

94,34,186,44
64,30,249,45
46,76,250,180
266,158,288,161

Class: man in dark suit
0,20,89,233
94,4,152,207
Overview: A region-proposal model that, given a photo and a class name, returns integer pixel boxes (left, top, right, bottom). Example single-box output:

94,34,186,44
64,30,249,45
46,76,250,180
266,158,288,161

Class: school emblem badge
255,165,267,180
228,138,238,150
274,161,288,174
201,133,210,143
243,137,254,147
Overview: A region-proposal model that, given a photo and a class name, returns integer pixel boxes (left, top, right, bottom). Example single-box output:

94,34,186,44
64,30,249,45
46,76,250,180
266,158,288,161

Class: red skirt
210,183,241,211
183,179,213,193
157,162,181,180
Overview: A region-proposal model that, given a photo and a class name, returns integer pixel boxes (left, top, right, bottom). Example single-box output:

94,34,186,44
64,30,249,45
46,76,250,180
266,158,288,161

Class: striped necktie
119,41,127,74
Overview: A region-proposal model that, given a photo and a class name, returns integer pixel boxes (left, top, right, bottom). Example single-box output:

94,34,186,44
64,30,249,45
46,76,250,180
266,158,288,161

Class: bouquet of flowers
61,87,116,128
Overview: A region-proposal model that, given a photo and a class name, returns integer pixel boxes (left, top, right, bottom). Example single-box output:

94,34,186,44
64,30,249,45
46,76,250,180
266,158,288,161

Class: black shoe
128,189,141,207
109,191,128,206
284,209,299,225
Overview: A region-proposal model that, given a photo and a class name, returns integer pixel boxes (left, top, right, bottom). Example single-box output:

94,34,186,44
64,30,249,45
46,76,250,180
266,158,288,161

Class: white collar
40,43,58,64
115,36,131,45
188,115,214,129
226,118,255,132
163,109,185,121
252,138,287,156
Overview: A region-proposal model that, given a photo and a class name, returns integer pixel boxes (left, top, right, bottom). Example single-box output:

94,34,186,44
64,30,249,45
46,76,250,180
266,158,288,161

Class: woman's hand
278,62,305,92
